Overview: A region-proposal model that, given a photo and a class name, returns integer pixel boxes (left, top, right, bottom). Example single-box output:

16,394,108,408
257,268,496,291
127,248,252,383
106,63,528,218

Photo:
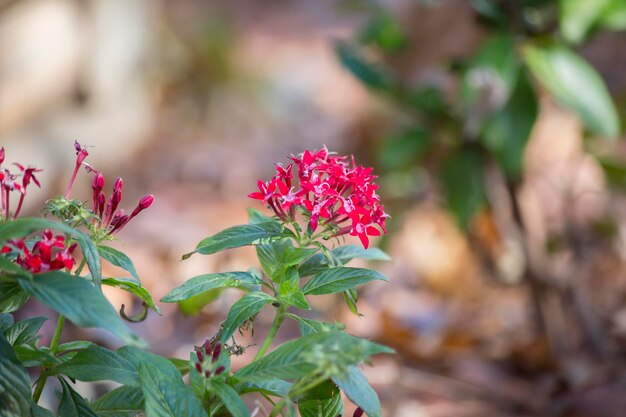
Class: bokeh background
3,0,626,416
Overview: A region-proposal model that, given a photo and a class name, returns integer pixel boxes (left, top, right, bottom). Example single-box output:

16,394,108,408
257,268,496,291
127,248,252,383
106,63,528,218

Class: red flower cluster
194,340,225,378
0,147,43,220
249,147,388,248
89,171,154,235
1,230,76,273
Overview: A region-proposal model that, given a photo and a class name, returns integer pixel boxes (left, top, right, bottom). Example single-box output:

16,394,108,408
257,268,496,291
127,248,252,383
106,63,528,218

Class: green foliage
161,272,261,303
220,291,276,342
303,267,388,295
57,378,99,417
333,366,383,417
90,386,145,417
101,277,161,315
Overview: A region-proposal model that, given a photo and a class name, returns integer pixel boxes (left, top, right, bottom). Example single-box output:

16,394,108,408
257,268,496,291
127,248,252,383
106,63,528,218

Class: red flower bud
0,147,4,164
92,172,104,191
195,362,203,374
204,369,212,378
114,177,123,192
211,342,221,363
353,408,364,417
203,339,212,355
215,366,225,376
195,347,204,363
130,194,154,218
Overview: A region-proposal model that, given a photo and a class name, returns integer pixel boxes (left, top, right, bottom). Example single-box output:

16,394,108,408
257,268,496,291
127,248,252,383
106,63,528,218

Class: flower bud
114,177,123,192
195,347,204,363
353,407,364,417
195,362,203,374
130,194,154,219
204,369,212,378
0,147,4,164
214,366,225,376
92,172,104,192
203,339,212,355
211,342,221,363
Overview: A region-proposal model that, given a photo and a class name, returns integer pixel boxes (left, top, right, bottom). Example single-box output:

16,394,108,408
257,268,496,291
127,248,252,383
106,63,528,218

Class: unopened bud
204,369,212,378
130,194,154,219
353,408,364,417
195,362,203,374
195,347,204,363
215,366,225,376
114,177,123,192
203,339,212,355
211,342,221,363
92,173,104,191
0,147,4,164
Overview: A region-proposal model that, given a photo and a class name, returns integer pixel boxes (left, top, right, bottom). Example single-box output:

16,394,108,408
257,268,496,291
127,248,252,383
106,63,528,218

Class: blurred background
2,0,626,415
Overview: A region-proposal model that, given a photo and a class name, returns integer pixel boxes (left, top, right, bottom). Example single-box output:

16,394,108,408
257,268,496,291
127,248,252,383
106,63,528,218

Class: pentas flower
0,147,43,220
249,147,389,248
194,340,225,379
1,230,77,273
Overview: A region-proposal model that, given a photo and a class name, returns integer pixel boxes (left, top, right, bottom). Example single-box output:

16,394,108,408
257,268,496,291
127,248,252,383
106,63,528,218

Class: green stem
33,259,87,402
254,304,285,361
268,373,329,417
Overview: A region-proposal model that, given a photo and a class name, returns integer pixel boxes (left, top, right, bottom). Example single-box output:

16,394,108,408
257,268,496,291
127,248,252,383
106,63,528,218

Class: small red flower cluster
194,340,225,378
69,141,154,236
0,147,43,220
249,147,388,248
2,230,76,273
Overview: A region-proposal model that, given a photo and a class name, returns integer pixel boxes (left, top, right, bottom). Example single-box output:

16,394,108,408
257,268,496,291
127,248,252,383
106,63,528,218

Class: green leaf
0,218,101,287
30,404,56,417
0,255,31,278
598,0,626,30
560,0,612,43
0,313,14,331
210,380,250,417
246,208,274,224
220,292,275,342
237,379,292,397
102,277,161,314
91,386,144,417
51,345,139,386
58,378,99,417
161,272,261,303
97,246,140,281
288,315,332,336
299,246,390,277
523,45,620,138
18,271,144,347
139,363,208,417
303,267,388,295
482,68,539,179
117,346,182,383
298,386,344,417
13,345,59,367
283,291,311,310
332,366,382,417
257,241,318,280
378,128,429,171
0,281,30,313
0,334,32,417
235,330,392,382
358,11,407,53
54,341,93,354
184,222,285,259
440,148,487,229
177,289,224,316
4,316,46,347
335,41,397,92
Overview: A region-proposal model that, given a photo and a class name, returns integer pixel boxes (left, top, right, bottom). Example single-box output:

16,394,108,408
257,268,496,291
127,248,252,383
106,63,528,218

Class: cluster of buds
1,230,76,273
249,147,388,248
63,141,154,237
194,339,225,378
0,147,43,220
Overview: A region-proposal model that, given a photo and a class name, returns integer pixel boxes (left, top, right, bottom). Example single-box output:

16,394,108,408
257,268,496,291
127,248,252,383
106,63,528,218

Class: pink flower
2,230,77,273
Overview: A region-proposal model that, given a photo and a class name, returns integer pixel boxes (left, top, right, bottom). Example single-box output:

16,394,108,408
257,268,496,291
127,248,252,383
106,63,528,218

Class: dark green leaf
523,45,620,138
117,346,182,383
359,11,406,53
210,380,249,417
288,315,332,336
97,246,140,281
284,291,311,310
58,378,99,417
303,267,388,295
30,404,56,417
0,218,101,287
482,68,538,179
257,241,318,281
238,379,292,397
298,386,344,417
0,281,29,313
440,148,487,229
220,292,275,342
18,271,143,347
299,246,390,277
0,334,32,417
91,386,144,417
0,313,14,331
4,316,46,347
51,345,138,386
13,345,59,367
335,41,397,92
102,277,161,314
139,363,207,417
185,222,285,259
332,366,382,417
161,272,261,303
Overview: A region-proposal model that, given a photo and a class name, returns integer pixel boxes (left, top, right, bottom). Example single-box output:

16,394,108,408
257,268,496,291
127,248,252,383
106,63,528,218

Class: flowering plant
0,145,392,417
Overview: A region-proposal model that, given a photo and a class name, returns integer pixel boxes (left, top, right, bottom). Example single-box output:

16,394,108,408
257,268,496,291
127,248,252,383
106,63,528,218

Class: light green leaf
98,246,140,281
238,379,292,397
210,380,250,417
0,281,30,313
51,345,138,386
184,222,285,259
220,292,275,342
54,341,93,354
58,377,99,417
332,366,382,417
599,0,626,30
18,271,144,347
91,386,144,417
523,45,620,138
257,241,318,281
102,277,161,314
139,363,207,417
161,272,261,303
303,267,388,295
560,0,612,43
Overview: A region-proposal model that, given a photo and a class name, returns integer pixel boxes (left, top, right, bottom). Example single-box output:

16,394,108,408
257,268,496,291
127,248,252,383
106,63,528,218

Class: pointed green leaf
184,222,285,259
102,277,161,314
238,379,292,397
335,41,397,92
298,387,344,417
0,255,31,278
4,316,46,347
31,404,56,417
0,313,13,331
117,346,182,383
18,271,144,347
161,272,261,303
0,334,32,417
58,377,99,417
258,241,318,280
299,246,390,277
0,281,30,313
560,0,612,44
303,267,388,295
51,345,138,386
91,386,144,417
139,363,207,417
210,380,250,417
523,45,620,138
332,366,382,417
220,292,275,342
97,246,140,282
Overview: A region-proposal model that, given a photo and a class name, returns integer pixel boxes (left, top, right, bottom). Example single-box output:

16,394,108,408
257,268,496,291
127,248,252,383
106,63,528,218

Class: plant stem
268,373,329,417
254,304,285,361
33,258,87,402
